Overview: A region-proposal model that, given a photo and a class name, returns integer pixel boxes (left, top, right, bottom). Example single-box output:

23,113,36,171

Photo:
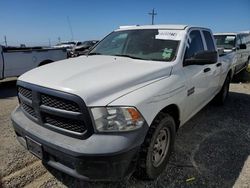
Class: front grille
21,103,37,118
18,87,32,100
17,84,92,138
44,114,86,133
41,94,80,112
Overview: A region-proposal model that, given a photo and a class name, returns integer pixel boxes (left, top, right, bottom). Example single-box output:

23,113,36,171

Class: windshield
214,35,236,49
89,29,180,62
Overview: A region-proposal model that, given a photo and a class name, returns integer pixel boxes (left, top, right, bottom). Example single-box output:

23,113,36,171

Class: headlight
91,107,145,132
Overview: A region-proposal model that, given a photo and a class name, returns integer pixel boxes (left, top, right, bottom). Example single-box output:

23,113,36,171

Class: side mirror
184,51,218,66
239,44,247,49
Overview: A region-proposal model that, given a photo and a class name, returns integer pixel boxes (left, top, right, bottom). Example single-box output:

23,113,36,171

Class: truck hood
19,55,173,106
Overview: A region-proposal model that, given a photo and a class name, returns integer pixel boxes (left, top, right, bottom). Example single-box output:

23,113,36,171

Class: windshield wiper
113,54,143,60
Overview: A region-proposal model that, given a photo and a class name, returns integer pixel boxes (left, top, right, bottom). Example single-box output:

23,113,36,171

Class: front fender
109,74,186,127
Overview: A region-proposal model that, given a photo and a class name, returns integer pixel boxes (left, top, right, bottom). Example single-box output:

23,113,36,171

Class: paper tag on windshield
225,36,235,41
155,30,184,40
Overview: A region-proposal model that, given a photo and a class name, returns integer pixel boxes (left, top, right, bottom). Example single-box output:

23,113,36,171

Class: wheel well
157,104,180,132
39,59,53,66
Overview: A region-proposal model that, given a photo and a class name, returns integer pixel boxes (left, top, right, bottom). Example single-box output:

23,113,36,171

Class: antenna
67,16,74,41
148,8,157,25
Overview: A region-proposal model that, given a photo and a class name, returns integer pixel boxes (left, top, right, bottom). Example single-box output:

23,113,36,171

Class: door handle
216,63,222,67
203,67,211,73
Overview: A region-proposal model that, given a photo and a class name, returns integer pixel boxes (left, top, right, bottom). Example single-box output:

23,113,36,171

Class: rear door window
203,31,216,51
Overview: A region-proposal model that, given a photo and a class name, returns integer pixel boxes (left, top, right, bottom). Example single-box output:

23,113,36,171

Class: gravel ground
0,71,250,188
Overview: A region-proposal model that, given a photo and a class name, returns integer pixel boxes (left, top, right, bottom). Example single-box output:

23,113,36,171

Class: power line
148,8,157,25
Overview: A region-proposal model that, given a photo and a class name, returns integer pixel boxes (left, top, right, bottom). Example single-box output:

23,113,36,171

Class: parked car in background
53,41,78,57
70,40,99,57
0,45,67,80
214,32,250,75
53,41,76,49
12,25,233,182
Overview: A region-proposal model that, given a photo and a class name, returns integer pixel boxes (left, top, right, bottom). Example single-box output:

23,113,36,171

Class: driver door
201,30,221,97
182,29,211,121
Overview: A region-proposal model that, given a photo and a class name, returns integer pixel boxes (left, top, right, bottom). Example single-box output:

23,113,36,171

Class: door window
236,35,242,46
184,30,204,59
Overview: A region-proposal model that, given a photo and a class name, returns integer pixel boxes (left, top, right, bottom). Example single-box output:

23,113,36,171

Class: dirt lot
0,71,250,188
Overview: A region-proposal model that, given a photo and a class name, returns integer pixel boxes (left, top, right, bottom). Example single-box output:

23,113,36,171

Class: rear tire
246,58,250,72
134,113,176,180
213,74,230,105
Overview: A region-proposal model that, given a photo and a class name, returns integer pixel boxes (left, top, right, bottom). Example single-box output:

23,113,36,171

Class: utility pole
148,8,157,25
58,37,61,44
4,36,7,46
48,38,51,47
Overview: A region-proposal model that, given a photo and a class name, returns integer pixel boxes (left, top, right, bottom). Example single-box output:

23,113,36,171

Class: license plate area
26,136,43,159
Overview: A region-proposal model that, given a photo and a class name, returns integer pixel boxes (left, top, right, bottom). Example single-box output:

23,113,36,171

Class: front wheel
135,113,176,180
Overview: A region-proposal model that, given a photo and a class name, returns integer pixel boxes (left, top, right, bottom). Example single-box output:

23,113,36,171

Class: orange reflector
127,108,141,121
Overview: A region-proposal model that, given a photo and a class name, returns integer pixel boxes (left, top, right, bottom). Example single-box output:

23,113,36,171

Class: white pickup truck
0,45,67,80
214,32,250,75
11,25,233,182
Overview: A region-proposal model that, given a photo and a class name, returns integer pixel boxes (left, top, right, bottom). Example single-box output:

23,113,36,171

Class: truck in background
70,40,99,57
214,32,250,75
0,45,68,80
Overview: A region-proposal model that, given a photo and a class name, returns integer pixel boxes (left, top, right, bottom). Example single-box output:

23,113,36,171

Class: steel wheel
152,127,171,167
135,113,176,180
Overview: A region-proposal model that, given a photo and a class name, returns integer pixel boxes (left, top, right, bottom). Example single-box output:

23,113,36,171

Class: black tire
246,58,250,72
213,74,230,105
134,112,176,180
